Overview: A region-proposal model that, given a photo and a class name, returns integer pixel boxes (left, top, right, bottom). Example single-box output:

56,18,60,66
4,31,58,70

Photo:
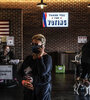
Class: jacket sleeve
18,56,31,78
37,55,52,76
9,51,15,59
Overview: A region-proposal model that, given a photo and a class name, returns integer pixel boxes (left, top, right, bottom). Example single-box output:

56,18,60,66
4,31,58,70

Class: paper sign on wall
0,65,13,80
0,37,1,43
7,36,14,46
1,36,6,42
78,36,87,43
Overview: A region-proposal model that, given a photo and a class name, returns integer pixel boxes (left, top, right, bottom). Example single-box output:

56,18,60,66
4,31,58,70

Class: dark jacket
19,54,52,86
81,41,90,64
0,51,14,64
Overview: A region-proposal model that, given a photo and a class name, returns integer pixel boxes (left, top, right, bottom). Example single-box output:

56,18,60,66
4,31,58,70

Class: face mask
32,45,42,54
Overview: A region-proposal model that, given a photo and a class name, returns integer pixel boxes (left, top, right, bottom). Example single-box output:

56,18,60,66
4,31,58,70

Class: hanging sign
43,12,69,27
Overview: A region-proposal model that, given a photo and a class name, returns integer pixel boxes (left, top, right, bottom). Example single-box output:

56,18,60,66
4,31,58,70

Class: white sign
7,36,14,46
0,37,1,43
0,65,13,79
78,36,87,43
43,12,69,27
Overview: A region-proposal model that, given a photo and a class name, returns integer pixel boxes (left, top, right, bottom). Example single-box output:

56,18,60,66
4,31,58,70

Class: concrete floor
0,73,90,100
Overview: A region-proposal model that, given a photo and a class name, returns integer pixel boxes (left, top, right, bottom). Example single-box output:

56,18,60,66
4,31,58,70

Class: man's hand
37,47,45,58
22,80,34,90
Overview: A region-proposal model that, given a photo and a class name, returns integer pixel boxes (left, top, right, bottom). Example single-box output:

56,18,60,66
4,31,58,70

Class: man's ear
42,45,45,49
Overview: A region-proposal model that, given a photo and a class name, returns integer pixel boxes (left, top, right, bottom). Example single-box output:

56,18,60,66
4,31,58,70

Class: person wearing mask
75,51,82,80
0,45,16,87
0,45,14,64
19,34,52,100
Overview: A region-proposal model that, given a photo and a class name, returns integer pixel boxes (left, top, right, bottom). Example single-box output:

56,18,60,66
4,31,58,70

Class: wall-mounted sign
0,37,1,43
43,12,69,27
78,36,87,43
1,36,7,42
7,36,14,46
0,65,13,80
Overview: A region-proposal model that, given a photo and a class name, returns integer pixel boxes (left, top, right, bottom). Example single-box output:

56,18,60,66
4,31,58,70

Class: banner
0,65,13,79
43,12,69,27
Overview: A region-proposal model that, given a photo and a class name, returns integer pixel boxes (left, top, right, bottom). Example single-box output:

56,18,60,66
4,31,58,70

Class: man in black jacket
81,40,90,79
19,34,52,100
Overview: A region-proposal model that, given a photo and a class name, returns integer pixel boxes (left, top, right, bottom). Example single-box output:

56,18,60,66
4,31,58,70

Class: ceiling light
87,4,90,8
37,0,47,9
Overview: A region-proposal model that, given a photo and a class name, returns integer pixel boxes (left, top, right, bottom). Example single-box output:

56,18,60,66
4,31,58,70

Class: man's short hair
32,34,46,46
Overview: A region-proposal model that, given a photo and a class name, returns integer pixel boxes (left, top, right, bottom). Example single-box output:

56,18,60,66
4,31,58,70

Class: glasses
31,43,41,46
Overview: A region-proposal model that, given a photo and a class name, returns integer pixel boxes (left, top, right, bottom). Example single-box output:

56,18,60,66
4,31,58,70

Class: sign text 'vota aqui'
43,12,69,27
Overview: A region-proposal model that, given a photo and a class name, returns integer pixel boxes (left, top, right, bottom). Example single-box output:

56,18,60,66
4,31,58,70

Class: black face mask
32,45,42,54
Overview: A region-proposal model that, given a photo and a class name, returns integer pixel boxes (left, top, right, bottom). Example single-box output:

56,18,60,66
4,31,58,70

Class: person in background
0,45,16,87
19,34,52,100
75,50,82,80
81,40,90,80
0,45,14,64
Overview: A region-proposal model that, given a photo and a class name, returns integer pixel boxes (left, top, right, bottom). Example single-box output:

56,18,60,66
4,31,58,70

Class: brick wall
0,9,23,60
0,2,89,59
23,2,90,58
0,1,89,71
